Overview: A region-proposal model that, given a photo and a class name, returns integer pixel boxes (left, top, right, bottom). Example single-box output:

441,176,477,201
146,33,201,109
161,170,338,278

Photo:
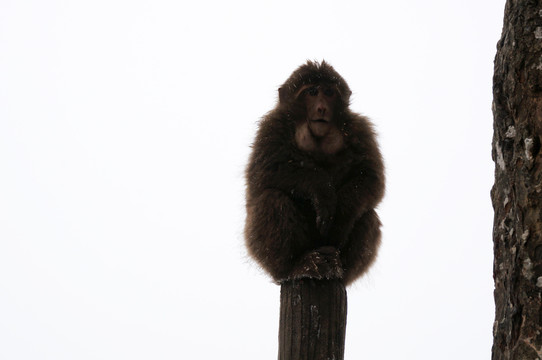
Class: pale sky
0,1,506,359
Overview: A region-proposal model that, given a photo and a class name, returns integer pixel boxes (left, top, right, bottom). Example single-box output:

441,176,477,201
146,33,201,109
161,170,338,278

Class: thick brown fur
245,61,385,286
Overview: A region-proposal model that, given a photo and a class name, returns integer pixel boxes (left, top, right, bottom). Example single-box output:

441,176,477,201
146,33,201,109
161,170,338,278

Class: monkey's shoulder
342,113,376,138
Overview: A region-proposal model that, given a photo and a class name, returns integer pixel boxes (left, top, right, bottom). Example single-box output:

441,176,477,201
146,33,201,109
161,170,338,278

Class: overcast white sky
0,0,506,359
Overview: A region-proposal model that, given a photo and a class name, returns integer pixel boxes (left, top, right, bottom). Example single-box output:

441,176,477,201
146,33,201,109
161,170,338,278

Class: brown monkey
245,61,385,286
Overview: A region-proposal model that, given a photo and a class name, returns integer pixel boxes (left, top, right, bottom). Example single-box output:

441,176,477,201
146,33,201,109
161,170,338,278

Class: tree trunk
492,1,542,359
278,279,347,360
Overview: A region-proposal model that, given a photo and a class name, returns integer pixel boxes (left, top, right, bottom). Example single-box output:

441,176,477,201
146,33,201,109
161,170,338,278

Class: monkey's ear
278,87,287,104
340,88,353,103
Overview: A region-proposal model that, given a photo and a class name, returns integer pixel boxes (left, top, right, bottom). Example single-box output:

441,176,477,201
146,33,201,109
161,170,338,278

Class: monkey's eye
323,88,335,97
307,87,318,96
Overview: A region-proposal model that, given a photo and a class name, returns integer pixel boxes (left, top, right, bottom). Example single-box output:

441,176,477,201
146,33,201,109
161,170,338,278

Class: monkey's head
278,61,352,154
278,60,352,107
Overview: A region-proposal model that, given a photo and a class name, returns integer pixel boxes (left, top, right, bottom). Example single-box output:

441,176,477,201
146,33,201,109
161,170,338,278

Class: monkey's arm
327,115,385,247
330,158,384,247
245,188,311,282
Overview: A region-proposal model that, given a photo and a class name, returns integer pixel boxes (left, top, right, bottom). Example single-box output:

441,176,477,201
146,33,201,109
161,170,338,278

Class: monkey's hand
286,247,343,282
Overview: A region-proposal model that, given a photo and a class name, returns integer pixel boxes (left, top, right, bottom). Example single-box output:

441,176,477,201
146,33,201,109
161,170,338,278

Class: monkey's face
302,84,337,138
291,82,345,154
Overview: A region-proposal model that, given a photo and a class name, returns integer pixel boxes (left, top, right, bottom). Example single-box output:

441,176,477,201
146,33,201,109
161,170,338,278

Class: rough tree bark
492,1,542,359
279,279,347,360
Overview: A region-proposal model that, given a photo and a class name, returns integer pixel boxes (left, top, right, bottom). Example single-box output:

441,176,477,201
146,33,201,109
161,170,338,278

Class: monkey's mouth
310,119,329,123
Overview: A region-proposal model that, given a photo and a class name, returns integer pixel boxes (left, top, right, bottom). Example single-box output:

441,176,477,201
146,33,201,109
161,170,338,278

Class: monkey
244,60,385,286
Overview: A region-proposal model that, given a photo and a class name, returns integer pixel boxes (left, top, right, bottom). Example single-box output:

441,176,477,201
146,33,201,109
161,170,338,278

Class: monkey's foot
287,247,344,282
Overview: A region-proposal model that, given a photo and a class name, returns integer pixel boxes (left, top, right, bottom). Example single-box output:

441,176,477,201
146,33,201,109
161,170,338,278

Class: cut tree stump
278,279,347,360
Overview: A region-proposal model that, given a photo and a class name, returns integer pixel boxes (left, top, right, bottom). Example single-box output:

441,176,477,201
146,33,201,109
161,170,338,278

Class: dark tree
492,1,542,359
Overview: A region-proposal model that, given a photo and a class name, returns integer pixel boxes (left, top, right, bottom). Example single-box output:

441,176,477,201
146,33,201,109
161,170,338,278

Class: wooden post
278,279,347,360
